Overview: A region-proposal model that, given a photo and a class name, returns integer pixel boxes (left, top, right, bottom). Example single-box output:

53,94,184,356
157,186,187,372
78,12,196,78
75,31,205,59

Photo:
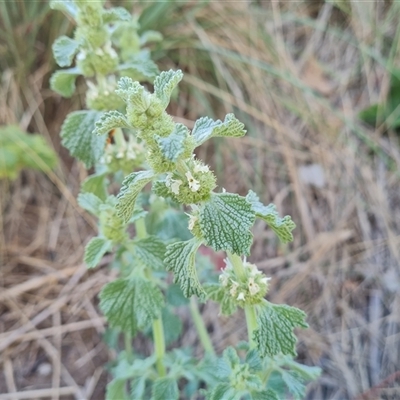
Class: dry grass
1,1,400,399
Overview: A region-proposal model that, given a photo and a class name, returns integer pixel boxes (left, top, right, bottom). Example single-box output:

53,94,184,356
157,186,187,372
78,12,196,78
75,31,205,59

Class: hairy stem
227,251,258,348
134,218,167,376
153,317,166,377
190,297,215,356
124,333,133,362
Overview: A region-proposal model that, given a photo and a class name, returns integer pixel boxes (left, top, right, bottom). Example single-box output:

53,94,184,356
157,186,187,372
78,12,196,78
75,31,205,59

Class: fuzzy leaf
133,236,166,270
103,7,131,23
246,191,296,244
154,69,183,109
81,172,108,201
84,237,111,269
50,0,78,18
164,239,205,300
118,59,159,80
151,377,179,400
205,284,237,316
60,110,104,168
50,68,80,98
254,302,308,358
192,113,246,146
99,277,164,335
93,110,130,136
77,192,103,215
116,170,154,223
155,124,189,162
199,193,255,255
106,379,129,400
140,30,163,45
280,371,306,400
162,307,183,345
206,384,240,400
251,389,280,400
52,35,80,67
116,77,149,112
131,377,146,399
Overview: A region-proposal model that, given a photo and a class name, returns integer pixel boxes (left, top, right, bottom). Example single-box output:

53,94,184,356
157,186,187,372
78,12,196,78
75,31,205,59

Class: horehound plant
51,1,321,399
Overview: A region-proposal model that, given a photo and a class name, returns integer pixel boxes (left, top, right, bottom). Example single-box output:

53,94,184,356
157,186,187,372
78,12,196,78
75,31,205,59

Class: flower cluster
100,135,146,174
164,158,216,205
219,258,271,306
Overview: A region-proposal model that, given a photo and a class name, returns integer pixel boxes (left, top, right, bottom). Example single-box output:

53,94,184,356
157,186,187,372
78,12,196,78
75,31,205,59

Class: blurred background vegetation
1,1,400,399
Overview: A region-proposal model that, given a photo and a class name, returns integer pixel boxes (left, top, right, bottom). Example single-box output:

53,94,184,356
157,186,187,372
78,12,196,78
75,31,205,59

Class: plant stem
227,251,258,348
153,317,166,377
124,333,133,362
134,218,167,376
244,305,257,348
113,127,126,148
190,297,215,356
135,217,147,239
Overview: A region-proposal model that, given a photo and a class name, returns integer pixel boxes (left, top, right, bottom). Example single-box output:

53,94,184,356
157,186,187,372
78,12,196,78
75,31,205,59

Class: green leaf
118,59,159,81
77,192,103,215
116,170,155,223
166,284,189,307
283,358,322,381
99,277,164,335
199,193,255,255
116,77,150,112
205,284,237,316
140,30,163,45
251,389,280,400
50,0,78,18
153,69,183,109
192,113,246,146
206,384,240,400
52,35,80,67
162,307,182,345
280,371,306,400
84,237,111,269
151,377,179,400
245,349,263,373
164,238,205,300
254,301,308,358
246,191,295,244
133,236,166,270
81,172,108,201
50,68,80,98
103,7,131,23
60,110,105,168
130,376,147,399
93,110,130,136
155,124,189,162
106,379,129,400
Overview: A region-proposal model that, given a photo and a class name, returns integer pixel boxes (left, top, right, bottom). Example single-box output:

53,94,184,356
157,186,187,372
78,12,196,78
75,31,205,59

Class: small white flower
165,173,173,188
260,277,271,285
237,292,245,301
187,214,198,231
194,163,209,173
245,262,262,276
76,50,86,61
230,281,239,297
219,273,229,287
170,179,182,195
248,278,260,295
185,171,200,192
